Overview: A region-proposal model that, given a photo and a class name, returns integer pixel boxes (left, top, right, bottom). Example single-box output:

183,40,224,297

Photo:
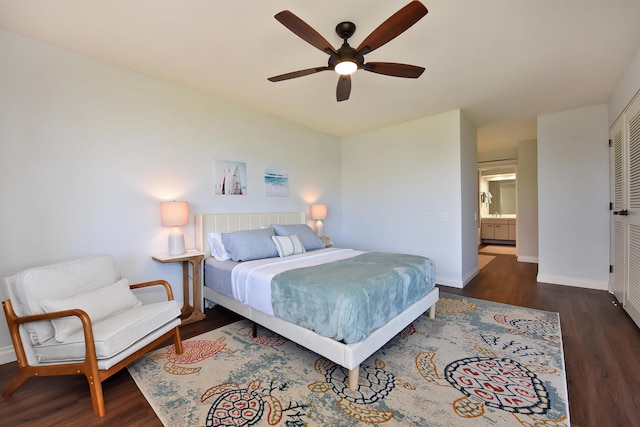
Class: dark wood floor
1,251,638,426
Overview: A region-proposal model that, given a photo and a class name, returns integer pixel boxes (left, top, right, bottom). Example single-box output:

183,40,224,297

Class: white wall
341,110,476,287
609,44,640,126
516,140,538,263
0,30,342,362
537,104,610,289
459,112,479,283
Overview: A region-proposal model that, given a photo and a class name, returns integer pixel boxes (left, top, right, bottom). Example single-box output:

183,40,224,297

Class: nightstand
152,250,205,325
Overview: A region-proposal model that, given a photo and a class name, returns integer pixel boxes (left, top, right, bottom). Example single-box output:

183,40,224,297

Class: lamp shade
160,201,189,227
310,204,327,220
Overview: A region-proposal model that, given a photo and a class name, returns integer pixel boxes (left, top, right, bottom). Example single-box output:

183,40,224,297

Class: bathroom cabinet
481,218,516,242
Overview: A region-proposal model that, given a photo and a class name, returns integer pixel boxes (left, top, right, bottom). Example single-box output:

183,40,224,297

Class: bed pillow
207,232,231,261
221,228,278,262
272,234,306,257
40,279,142,342
272,224,326,251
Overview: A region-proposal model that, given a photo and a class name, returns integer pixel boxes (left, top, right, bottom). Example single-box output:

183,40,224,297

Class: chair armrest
130,279,175,301
2,299,99,367
7,304,91,325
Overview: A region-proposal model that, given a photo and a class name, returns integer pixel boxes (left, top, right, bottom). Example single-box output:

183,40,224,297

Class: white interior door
611,116,626,304
624,95,640,326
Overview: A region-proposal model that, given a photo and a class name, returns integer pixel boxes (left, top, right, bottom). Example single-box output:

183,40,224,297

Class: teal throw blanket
271,252,436,344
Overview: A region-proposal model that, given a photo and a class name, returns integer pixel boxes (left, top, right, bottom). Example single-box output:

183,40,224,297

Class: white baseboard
436,267,480,289
436,275,464,288
517,255,539,263
462,267,480,287
536,274,609,291
0,345,16,365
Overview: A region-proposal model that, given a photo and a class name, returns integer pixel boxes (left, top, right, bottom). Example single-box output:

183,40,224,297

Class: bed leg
429,304,436,319
348,366,359,390
252,322,257,338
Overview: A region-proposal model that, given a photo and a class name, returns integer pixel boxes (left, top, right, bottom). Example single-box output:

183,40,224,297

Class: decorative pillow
272,224,326,251
221,228,278,262
272,234,306,257
13,254,120,345
40,279,142,342
207,232,231,261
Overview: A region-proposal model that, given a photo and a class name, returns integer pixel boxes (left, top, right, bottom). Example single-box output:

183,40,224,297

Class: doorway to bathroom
478,166,517,249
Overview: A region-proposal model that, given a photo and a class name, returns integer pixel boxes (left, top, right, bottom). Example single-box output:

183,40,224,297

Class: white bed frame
195,212,439,390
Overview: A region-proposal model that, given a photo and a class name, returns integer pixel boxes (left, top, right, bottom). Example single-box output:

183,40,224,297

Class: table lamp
161,201,189,255
311,204,327,236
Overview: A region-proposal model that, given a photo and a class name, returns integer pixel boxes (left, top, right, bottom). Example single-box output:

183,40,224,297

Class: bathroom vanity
481,217,516,243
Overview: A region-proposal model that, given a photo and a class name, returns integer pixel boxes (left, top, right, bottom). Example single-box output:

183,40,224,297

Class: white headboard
195,212,306,258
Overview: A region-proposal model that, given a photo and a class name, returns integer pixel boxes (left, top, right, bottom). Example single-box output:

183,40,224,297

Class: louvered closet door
625,95,640,326
611,116,626,305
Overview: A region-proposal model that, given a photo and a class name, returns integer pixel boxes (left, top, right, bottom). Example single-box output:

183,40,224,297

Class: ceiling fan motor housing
331,22,360,69
335,21,356,39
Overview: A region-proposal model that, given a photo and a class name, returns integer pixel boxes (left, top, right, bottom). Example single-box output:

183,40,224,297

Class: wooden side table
152,250,206,325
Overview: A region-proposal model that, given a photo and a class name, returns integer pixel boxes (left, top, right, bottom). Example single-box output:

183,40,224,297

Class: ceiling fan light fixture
335,60,358,75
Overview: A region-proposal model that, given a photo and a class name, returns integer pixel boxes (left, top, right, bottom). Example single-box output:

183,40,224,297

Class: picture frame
215,159,247,195
264,167,288,197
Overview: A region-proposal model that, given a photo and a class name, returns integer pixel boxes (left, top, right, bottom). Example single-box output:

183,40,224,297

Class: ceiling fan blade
268,66,331,82
363,62,425,78
336,75,351,102
275,10,338,56
356,1,428,55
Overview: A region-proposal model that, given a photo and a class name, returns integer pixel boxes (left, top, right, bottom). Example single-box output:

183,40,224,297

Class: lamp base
168,228,185,256
314,220,324,236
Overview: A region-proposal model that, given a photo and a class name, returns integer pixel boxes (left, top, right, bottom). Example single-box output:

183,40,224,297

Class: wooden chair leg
2,369,31,397
173,327,184,354
86,373,106,417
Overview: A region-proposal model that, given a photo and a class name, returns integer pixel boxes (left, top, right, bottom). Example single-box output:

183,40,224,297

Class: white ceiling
2,0,640,151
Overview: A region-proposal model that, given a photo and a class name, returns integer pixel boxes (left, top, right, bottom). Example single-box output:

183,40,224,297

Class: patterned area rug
128,294,569,426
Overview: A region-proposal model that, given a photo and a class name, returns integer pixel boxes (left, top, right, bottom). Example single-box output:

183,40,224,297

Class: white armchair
1,254,184,417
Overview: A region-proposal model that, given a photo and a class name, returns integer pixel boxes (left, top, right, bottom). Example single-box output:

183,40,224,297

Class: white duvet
231,248,364,316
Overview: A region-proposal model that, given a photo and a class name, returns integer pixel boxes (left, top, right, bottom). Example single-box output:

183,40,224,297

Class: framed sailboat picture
215,159,246,195
264,167,288,197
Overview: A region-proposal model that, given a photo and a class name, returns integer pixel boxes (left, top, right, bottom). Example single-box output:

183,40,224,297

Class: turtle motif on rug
494,314,561,344
149,337,231,374
308,357,415,423
416,351,567,426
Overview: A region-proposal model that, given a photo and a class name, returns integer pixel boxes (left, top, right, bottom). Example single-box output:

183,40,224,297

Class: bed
195,212,439,390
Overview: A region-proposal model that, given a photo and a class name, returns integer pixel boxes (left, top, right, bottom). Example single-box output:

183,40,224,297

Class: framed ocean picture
264,167,288,197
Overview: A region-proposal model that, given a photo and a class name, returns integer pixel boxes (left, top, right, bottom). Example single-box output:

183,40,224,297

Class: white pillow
40,279,142,342
272,234,306,257
207,232,231,261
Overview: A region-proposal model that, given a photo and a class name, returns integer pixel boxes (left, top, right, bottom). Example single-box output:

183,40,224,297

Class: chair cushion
12,255,120,345
40,279,142,342
33,300,180,363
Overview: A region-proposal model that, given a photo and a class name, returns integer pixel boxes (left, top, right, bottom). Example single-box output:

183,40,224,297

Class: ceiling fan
268,1,428,102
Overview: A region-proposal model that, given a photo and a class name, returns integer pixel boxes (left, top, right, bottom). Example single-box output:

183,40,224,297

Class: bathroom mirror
487,179,516,215
479,168,516,217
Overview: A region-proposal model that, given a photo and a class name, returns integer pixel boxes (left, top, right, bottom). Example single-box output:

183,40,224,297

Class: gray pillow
272,224,326,251
221,228,278,262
